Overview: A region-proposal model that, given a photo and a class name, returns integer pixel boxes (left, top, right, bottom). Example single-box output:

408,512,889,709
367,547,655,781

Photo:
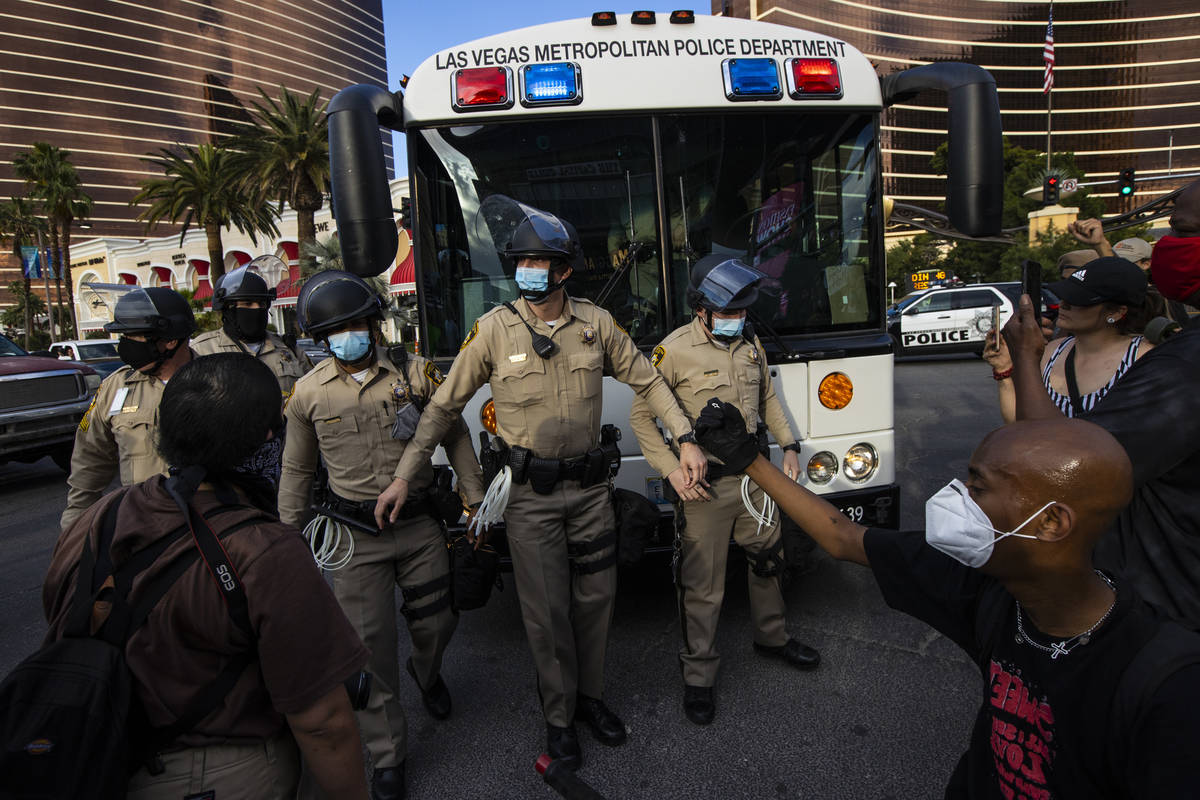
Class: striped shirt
1042,335,1144,417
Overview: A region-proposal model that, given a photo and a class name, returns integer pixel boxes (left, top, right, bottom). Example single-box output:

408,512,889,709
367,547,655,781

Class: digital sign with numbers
908,269,952,291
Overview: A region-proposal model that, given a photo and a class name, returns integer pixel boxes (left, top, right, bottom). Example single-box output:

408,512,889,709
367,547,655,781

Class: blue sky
380,2,703,173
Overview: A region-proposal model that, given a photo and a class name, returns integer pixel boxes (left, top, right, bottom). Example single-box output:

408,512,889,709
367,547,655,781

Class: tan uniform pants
505,480,617,728
329,514,455,768
127,732,298,799
677,475,788,687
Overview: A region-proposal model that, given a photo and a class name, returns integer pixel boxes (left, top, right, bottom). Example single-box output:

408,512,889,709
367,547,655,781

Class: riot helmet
82,283,195,373
296,269,384,339
687,256,763,343
686,255,764,313
475,195,584,302
214,257,279,342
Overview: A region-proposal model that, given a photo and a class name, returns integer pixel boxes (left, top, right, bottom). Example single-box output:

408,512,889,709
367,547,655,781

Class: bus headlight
843,443,877,483
480,399,498,434
818,372,853,409
807,451,838,484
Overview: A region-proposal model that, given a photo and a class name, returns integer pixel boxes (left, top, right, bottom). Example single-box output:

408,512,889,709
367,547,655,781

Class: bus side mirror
328,84,404,278
880,64,1003,237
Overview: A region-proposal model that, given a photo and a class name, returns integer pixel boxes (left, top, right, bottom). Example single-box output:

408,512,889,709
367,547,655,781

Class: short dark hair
157,353,282,472
1103,297,1152,335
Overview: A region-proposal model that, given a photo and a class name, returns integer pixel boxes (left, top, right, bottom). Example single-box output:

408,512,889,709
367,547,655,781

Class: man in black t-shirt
1007,180,1200,628
694,404,1200,799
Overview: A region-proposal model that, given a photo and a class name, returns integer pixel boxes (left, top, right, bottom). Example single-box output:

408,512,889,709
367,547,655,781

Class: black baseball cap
1046,256,1147,306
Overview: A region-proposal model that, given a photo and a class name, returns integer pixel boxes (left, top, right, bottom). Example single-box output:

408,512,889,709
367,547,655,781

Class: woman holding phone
984,256,1153,423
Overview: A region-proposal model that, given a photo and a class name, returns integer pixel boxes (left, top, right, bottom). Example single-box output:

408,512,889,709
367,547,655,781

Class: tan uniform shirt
278,348,484,528
191,328,311,398
396,295,693,481
631,317,797,477
62,365,171,530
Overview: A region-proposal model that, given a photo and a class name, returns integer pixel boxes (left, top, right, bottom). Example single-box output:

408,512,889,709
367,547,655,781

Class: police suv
888,285,1011,357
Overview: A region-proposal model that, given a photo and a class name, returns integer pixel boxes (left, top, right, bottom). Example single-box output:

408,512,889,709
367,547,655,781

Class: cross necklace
1015,570,1117,660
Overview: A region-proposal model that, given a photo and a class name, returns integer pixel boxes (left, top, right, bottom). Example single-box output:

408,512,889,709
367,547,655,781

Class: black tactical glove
694,398,761,474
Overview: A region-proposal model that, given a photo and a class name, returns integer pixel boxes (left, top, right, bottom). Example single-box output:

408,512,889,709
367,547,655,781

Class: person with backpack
693,401,1200,798
27,353,371,799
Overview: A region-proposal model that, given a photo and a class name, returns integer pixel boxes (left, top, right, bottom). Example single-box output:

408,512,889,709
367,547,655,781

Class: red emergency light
786,58,842,99
452,67,513,112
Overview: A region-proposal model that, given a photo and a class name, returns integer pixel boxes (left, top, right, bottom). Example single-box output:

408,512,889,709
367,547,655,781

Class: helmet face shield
693,259,765,311
82,283,162,335
213,258,278,310
475,194,581,268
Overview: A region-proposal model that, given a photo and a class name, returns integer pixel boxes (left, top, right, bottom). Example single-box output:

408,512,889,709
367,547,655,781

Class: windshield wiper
595,241,648,308
749,311,800,361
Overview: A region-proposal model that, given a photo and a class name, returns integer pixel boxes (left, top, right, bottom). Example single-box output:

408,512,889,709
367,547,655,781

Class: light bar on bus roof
591,11,617,26
721,58,782,102
631,10,656,24
786,58,843,99
452,67,513,112
521,62,583,107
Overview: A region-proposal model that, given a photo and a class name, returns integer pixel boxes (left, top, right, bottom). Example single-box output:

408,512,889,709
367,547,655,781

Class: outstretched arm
695,399,868,565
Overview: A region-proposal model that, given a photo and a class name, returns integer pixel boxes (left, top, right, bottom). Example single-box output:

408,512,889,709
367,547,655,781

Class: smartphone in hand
991,304,1002,349
1021,259,1042,314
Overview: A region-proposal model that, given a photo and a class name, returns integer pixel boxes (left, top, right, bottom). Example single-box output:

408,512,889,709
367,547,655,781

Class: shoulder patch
460,320,479,351
78,394,97,432
424,360,444,386
651,345,666,368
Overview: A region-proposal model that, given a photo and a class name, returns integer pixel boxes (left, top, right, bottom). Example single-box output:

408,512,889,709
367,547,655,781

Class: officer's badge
651,345,666,368
424,361,444,386
78,395,97,432
580,327,596,345
460,320,479,351
749,347,760,363
392,382,411,402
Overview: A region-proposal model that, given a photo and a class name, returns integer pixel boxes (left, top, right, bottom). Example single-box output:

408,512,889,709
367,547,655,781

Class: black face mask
117,336,163,371
223,307,269,343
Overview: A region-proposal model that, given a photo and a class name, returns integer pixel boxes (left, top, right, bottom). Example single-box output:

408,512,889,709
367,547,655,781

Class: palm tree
236,86,329,270
131,142,279,285
0,196,48,349
12,143,91,338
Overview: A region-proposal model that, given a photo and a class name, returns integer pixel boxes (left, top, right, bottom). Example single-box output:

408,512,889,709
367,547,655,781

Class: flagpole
36,226,57,341
1046,84,1052,172
1044,2,1054,172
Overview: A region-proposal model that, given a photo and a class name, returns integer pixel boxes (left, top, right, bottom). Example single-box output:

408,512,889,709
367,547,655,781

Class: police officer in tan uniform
62,284,195,530
279,271,484,800
191,258,311,396
381,206,707,770
630,256,819,726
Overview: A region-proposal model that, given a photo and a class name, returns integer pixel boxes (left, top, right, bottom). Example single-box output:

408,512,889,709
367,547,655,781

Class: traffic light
399,196,412,230
1118,168,1136,197
1042,175,1059,205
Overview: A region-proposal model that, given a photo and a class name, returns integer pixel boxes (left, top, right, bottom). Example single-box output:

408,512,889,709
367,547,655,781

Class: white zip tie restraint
303,515,355,571
741,474,777,536
470,466,512,535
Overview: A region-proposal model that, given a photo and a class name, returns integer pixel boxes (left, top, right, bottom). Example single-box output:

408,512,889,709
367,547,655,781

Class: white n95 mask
924,479,1055,568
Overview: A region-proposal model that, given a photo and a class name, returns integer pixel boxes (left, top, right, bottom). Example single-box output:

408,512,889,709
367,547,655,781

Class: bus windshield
412,111,880,357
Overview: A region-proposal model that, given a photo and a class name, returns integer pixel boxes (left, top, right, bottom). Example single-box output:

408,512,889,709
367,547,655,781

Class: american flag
1043,7,1055,93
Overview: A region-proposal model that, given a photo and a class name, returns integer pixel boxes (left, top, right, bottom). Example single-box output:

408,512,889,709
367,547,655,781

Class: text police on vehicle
887,285,1012,356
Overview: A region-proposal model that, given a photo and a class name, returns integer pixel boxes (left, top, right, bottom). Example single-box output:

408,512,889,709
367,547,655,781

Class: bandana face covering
924,479,1055,568
224,307,269,343
1149,235,1200,302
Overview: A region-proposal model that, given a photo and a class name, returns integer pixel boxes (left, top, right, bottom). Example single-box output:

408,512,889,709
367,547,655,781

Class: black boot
371,763,406,800
683,684,715,726
546,723,582,771
406,657,452,720
753,637,821,670
574,694,627,746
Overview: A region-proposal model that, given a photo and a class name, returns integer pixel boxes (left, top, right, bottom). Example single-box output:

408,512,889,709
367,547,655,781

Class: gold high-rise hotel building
0,0,390,307
718,0,1200,212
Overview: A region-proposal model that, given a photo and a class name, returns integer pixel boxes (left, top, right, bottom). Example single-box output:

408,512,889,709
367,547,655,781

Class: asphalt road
0,354,1003,799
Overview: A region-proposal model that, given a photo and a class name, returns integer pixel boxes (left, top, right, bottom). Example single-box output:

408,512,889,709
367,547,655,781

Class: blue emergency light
521,62,583,107
722,58,782,101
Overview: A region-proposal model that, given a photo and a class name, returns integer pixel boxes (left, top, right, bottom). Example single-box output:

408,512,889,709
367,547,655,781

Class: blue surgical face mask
516,266,549,293
711,315,745,340
327,330,372,363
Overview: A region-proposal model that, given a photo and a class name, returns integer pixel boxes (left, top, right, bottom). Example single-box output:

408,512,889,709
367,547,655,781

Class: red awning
389,248,416,295
190,258,209,276
118,272,139,285
278,241,299,262
275,263,303,301
151,266,172,286
230,251,252,267
194,279,212,301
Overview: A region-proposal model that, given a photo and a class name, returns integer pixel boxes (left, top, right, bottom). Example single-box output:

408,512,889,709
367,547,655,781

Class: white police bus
328,11,1002,542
